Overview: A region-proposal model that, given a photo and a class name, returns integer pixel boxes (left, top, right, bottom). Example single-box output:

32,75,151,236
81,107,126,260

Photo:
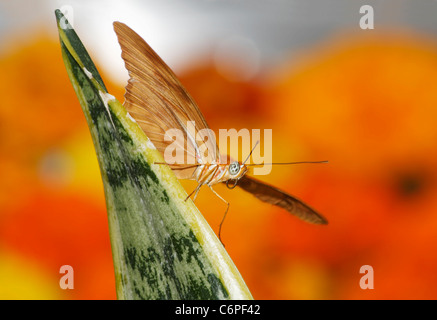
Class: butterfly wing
235,175,328,224
113,22,220,179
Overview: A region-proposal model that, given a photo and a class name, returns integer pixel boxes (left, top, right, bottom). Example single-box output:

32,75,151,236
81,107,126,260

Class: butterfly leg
185,183,202,202
208,186,230,244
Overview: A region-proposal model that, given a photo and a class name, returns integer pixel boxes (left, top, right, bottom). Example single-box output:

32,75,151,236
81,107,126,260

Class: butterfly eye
229,161,240,176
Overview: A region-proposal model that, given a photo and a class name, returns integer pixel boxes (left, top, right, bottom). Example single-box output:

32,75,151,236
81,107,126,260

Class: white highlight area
213,36,261,82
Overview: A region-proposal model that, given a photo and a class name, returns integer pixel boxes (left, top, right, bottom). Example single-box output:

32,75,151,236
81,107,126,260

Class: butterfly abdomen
195,163,228,186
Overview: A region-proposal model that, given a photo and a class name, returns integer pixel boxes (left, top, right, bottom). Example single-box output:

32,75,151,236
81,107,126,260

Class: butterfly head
228,161,240,175
225,161,248,189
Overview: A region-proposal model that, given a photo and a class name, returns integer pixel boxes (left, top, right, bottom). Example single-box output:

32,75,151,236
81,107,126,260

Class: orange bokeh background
1,26,437,299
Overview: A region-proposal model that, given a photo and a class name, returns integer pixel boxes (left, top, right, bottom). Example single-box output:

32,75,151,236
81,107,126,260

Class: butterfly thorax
194,162,247,186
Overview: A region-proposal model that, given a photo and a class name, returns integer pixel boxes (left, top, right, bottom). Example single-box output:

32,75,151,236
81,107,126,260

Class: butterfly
113,22,328,240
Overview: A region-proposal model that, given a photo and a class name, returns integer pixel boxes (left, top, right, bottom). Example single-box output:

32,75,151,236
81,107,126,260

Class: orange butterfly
113,22,328,240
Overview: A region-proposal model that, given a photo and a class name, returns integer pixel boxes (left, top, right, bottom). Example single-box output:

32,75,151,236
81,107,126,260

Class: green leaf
55,9,252,300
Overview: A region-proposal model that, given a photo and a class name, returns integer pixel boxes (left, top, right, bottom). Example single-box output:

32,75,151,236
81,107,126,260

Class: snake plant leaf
55,9,252,300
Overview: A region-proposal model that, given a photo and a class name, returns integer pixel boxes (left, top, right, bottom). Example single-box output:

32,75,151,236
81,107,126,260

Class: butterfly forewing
113,22,220,177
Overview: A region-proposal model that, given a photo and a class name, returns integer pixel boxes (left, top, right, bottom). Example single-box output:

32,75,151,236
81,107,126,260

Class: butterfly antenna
243,140,260,165
246,160,328,166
